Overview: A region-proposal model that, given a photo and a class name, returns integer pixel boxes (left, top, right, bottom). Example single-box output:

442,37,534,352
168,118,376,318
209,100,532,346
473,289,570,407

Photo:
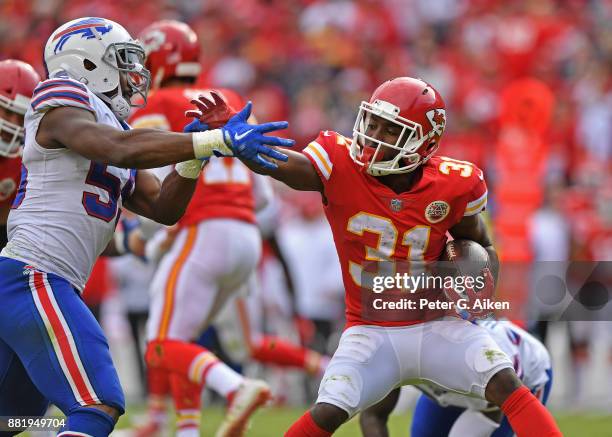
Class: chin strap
96,85,131,120
110,94,130,120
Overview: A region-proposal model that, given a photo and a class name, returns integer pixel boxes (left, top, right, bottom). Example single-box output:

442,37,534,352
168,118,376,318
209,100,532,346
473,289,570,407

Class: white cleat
215,379,272,437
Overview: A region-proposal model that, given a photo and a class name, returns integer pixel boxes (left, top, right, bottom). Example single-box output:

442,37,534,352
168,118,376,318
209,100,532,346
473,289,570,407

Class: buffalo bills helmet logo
53,18,113,54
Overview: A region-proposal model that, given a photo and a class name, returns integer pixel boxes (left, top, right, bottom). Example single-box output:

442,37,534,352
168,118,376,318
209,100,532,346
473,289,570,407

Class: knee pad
317,365,363,416
334,331,383,364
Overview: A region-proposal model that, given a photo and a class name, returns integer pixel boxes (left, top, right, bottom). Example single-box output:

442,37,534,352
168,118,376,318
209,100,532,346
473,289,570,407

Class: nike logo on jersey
234,129,254,141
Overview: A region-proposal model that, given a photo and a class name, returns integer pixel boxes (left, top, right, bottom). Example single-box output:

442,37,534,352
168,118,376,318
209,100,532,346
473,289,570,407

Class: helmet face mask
102,41,150,108
0,98,27,158
0,59,40,157
0,107,25,158
351,100,429,176
350,77,446,177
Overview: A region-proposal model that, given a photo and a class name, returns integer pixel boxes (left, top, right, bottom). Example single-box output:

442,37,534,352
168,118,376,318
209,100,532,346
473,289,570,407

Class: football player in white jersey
359,320,553,437
0,17,292,437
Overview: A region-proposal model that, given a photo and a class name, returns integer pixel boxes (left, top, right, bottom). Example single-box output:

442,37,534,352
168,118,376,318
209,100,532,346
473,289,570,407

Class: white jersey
1,76,136,291
418,320,551,410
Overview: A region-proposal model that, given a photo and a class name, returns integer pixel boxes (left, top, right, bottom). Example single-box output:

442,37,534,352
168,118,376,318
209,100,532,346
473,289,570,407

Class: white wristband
192,130,233,159
175,159,206,179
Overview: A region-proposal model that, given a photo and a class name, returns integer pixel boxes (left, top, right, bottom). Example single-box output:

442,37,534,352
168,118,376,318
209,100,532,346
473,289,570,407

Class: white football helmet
44,17,150,120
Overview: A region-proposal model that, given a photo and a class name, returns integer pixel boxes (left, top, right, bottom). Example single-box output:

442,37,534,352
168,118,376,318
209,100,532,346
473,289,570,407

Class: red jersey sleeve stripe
31,91,93,111
33,79,87,95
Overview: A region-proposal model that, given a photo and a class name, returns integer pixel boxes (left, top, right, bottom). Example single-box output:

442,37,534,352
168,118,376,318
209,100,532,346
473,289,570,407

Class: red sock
501,386,562,437
251,336,323,374
145,366,170,424
148,366,171,397
170,374,201,433
170,373,202,411
285,411,332,437
145,339,220,385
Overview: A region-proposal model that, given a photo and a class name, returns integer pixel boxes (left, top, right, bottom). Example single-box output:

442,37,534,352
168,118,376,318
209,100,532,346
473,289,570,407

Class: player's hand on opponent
186,92,295,169
443,267,495,321
186,90,237,129
183,118,209,133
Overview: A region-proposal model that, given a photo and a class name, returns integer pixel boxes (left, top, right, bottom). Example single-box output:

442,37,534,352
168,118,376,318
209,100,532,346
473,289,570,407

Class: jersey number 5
82,162,121,222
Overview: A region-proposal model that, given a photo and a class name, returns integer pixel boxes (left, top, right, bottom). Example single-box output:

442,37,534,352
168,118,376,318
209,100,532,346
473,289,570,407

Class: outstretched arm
239,148,323,192
187,92,322,192
36,104,289,170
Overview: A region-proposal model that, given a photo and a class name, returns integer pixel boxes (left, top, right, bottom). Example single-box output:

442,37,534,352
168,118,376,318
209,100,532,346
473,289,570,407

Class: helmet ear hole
83,59,97,71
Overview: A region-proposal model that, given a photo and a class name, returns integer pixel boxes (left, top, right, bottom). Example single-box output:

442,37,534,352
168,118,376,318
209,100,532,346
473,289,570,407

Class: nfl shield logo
390,198,403,212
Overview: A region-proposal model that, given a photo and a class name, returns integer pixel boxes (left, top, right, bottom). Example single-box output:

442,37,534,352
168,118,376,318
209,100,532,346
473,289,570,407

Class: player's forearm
240,149,323,192
41,108,201,168
147,171,197,225
105,129,194,168
107,129,227,169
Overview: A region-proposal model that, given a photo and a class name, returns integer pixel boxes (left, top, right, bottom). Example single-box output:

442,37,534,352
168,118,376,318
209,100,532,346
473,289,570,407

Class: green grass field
111,406,612,436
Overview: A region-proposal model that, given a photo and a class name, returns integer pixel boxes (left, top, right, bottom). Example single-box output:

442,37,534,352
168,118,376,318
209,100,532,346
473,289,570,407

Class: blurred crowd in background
2,0,610,259
1,0,611,411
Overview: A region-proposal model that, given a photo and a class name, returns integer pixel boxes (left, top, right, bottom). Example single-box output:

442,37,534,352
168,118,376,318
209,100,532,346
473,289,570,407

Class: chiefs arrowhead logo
0,178,16,201
425,200,450,223
426,109,446,136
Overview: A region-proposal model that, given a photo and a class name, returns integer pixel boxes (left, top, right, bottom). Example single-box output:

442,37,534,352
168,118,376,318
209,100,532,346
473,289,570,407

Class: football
438,239,491,292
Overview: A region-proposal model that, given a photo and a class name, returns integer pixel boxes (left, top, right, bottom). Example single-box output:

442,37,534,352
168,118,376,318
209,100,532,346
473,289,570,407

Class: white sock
449,409,500,437
204,362,243,397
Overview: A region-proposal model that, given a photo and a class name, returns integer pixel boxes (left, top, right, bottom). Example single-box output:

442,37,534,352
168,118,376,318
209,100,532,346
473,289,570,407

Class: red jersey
302,131,488,328
129,87,257,226
0,155,22,210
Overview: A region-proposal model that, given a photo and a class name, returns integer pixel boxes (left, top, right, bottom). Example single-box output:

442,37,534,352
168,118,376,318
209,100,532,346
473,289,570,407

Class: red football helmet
0,59,40,158
351,77,446,176
139,20,201,89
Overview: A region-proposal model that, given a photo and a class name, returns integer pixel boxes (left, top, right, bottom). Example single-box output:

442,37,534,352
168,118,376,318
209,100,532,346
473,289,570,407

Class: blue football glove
221,102,295,170
183,118,209,133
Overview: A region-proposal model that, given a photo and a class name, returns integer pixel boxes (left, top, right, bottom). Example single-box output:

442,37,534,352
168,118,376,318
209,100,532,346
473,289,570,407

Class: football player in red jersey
196,77,562,436
129,20,327,437
0,60,40,250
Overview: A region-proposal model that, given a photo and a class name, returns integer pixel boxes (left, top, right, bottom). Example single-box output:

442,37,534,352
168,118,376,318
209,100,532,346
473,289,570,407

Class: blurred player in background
129,20,322,437
0,60,39,250
360,320,553,437
0,16,290,437
196,76,563,436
